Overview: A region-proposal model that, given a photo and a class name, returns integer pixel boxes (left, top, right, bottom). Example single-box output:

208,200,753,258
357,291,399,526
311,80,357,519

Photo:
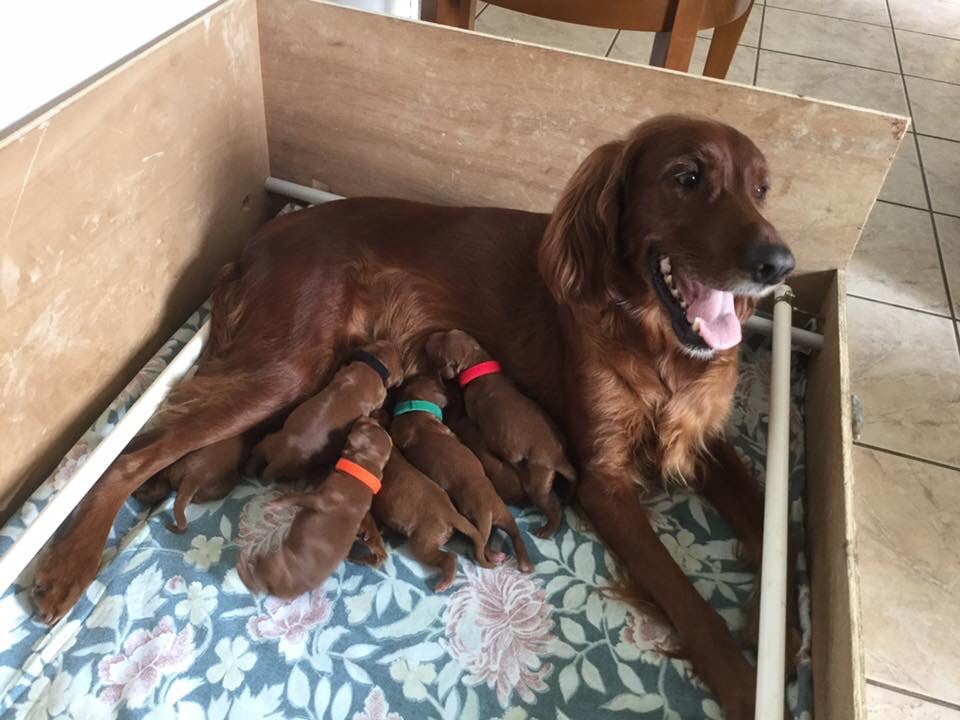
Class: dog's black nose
747,243,795,286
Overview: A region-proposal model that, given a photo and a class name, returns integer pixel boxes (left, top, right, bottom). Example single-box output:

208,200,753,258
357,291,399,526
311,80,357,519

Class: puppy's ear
538,141,626,306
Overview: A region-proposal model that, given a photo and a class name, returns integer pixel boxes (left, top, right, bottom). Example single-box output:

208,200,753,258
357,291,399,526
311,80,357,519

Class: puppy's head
425,330,487,380
538,114,793,359
398,375,449,409
343,416,393,472
360,339,405,387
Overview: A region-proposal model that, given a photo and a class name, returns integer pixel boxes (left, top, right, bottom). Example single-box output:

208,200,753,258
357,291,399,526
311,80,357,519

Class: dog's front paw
33,541,101,625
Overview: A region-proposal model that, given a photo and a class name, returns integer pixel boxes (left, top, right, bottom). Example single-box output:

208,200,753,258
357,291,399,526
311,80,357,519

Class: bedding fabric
0,305,813,720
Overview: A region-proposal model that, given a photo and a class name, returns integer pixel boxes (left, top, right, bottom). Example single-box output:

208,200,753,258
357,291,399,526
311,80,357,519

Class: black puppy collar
347,349,391,386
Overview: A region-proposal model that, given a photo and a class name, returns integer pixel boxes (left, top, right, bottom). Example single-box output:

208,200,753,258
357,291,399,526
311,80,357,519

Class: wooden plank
806,271,866,720
0,0,270,510
259,0,906,276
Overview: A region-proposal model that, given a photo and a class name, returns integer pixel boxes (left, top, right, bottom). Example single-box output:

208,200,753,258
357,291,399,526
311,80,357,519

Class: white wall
0,0,418,133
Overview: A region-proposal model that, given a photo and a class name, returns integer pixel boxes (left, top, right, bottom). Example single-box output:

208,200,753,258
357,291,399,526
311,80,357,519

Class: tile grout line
752,1,766,86
764,2,960,46
916,130,960,145
475,2,488,20
854,441,960,474
879,198,960,222
604,29,621,58
882,0,960,360
866,678,960,712
846,293,954,320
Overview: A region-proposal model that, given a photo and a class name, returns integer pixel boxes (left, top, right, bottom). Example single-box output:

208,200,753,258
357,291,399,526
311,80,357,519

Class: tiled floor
473,2,960,717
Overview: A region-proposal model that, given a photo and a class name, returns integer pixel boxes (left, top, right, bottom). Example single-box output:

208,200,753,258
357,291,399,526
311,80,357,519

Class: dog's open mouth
650,254,742,352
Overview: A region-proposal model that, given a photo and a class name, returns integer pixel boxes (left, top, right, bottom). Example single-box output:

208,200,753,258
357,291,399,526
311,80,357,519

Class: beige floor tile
898,30,960,85
889,0,960,41
879,136,927,209
935,213,960,316
755,51,908,114
768,0,890,26
918,136,960,217
908,77,960,142
855,446,960,704
762,7,898,71
848,203,949,314
609,33,756,85
867,684,960,719
697,6,762,46
848,297,960,465
474,5,617,56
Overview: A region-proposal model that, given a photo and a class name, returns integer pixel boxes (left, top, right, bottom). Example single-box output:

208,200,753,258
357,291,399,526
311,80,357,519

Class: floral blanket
0,306,813,720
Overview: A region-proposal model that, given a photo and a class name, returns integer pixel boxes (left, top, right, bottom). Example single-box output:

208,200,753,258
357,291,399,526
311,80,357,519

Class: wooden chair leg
661,0,705,72
703,1,754,79
421,0,477,29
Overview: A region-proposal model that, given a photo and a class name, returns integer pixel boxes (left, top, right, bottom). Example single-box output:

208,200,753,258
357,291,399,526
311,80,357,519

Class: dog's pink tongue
677,276,742,350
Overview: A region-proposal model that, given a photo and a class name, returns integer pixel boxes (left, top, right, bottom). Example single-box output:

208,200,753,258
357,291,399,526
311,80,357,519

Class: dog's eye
675,170,700,189
755,184,769,200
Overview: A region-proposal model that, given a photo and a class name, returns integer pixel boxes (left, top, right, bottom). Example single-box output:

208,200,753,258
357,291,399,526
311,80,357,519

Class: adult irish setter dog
33,115,794,718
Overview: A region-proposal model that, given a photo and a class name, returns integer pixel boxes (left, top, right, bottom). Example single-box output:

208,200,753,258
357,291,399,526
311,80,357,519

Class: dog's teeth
659,257,672,274
670,287,681,299
664,273,674,287
692,318,701,332
679,299,687,309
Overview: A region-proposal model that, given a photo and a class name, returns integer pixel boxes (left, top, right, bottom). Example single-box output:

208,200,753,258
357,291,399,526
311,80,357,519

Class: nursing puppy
389,375,533,572
428,330,575,537
238,416,392,597
252,340,402,480
371,449,497,591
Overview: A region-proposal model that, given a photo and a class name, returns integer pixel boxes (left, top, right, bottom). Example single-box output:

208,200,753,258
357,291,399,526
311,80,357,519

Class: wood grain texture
259,0,906,276
0,0,270,509
482,0,752,31
806,271,866,720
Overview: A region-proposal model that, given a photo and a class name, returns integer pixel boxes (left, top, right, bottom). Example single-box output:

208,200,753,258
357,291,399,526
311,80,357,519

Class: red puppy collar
458,360,502,388
335,457,382,494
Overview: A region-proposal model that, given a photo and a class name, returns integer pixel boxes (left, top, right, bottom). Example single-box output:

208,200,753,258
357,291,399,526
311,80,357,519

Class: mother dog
34,115,794,718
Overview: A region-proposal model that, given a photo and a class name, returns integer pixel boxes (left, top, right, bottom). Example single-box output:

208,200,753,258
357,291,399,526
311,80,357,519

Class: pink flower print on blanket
247,590,333,660
443,565,555,707
97,616,195,707
353,686,403,720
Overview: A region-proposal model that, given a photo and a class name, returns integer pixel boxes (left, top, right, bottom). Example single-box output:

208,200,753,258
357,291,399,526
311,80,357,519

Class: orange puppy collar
335,457,382,494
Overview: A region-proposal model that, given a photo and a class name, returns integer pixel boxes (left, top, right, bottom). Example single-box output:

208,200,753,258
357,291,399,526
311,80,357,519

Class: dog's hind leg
522,464,563,538
408,532,458,592
33,364,310,624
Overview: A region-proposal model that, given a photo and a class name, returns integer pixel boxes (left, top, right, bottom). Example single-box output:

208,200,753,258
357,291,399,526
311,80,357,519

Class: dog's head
425,329,487,380
538,115,793,358
344,416,393,472
398,375,449,410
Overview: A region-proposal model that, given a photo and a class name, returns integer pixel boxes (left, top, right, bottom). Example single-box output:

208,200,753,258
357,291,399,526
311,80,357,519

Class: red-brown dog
237,416,392,597
428,330,575,537
252,340,402,480
372,449,497,591
389,376,533,573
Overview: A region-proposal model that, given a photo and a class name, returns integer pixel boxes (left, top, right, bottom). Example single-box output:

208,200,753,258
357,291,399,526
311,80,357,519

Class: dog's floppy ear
538,140,628,306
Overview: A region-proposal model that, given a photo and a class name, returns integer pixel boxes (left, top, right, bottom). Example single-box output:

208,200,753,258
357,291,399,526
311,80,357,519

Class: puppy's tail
451,513,494,569
167,470,200,534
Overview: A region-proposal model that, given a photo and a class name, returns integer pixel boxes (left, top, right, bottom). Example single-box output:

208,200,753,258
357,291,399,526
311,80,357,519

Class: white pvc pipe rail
0,321,211,596
754,285,795,719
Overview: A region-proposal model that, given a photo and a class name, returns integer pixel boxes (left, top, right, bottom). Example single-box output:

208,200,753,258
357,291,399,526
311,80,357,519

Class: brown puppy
160,435,247,533
350,512,387,567
252,340,402,480
389,376,533,573
428,330,575,537
237,416,392,598
372,449,497,591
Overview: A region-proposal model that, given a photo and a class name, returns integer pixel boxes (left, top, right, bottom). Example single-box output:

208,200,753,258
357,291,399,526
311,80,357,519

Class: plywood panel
806,271,866,719
259,0,906,276
0,0,270,509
